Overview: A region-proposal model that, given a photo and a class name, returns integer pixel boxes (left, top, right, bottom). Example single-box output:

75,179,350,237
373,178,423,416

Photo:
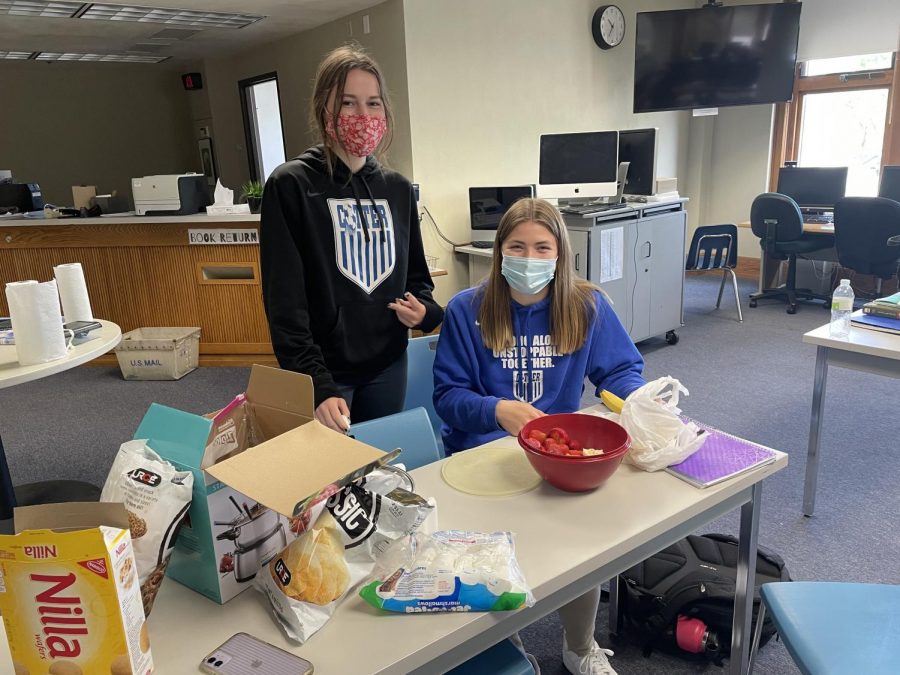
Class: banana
600,389,625,414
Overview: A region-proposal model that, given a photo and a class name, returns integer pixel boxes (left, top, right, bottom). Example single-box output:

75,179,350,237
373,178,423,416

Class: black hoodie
260,145,443,407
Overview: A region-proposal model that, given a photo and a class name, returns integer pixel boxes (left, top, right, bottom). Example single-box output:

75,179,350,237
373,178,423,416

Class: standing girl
433,197,645,674
261,45,442,431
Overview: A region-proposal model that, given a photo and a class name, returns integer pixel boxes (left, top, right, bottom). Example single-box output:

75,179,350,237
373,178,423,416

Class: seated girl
433,197,646,675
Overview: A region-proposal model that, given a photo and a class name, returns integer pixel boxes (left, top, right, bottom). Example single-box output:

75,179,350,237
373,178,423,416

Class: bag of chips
100,439,193,616
258,468,434,643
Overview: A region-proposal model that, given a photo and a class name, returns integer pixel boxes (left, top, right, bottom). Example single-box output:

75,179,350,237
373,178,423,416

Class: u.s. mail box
135,365,394,604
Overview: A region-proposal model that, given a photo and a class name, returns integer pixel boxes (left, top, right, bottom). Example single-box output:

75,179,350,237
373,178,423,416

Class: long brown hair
477,198,599,354
309,44,394,173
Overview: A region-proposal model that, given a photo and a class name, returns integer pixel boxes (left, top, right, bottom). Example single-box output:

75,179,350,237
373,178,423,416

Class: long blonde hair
309,44,394,173
477,198,599,353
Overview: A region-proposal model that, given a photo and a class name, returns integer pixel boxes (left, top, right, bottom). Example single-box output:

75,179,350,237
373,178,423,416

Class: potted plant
241,181,264,213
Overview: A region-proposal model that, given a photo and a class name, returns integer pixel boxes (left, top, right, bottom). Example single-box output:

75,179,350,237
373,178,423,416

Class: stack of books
851,292,900,335
862,292,900,319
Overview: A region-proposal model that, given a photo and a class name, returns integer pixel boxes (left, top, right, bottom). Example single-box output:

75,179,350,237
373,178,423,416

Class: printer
0,182,44,215
132,173,209,216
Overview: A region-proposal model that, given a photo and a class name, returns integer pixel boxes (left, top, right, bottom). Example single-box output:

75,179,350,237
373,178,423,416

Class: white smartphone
199,633,313,675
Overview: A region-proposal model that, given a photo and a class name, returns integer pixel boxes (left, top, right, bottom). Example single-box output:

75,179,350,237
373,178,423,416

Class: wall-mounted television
634,3,802,114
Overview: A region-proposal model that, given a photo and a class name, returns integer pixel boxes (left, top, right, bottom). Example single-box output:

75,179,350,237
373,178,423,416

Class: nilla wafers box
0,503,153,675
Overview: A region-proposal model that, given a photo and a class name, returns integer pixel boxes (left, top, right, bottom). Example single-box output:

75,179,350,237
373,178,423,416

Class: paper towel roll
54,262,93,322
5,280,67,366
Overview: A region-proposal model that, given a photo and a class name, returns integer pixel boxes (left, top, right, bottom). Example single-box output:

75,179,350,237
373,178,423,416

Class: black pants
334,352,408,424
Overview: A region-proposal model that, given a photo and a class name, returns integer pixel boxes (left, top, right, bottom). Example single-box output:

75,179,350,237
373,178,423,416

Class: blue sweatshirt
433,287,646,454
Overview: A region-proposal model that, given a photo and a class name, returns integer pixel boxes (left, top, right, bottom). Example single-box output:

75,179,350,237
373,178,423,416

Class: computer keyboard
560,203,628,215
804,214,834,224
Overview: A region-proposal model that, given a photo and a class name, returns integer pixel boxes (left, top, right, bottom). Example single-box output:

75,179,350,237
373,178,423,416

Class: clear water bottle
830,279,854,338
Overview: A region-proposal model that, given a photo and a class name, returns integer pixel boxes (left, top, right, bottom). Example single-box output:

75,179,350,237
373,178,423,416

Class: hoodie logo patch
328,198,396,294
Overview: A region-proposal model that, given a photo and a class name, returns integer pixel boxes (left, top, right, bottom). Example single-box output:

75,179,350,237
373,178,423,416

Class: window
802,52,893,77
797,89,889,195
770,52,899,196
239,73,286,183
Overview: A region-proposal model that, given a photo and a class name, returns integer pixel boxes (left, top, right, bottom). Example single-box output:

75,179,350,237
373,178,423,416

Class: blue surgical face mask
501,255,557,295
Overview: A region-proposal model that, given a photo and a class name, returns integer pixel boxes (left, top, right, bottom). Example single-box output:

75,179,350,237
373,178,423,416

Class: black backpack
615,533,791,665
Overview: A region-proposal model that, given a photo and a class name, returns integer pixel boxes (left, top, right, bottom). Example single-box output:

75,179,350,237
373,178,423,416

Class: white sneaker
562,636,618,675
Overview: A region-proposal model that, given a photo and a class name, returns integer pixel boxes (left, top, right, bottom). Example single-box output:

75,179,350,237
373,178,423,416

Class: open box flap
246,364,315,420
206,420,398,518
135,402,214,469
14,502,129,534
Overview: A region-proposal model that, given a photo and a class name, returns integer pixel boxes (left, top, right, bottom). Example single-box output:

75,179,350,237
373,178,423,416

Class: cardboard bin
0,502,154,675
136,365,397,604
115,327,201,381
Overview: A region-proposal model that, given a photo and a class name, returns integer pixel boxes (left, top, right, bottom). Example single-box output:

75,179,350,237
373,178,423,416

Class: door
239,73,287,183
646,210,686,339
569,229,589,279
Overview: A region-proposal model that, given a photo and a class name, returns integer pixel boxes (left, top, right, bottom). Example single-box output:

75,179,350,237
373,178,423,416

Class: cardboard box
71,185,96,209
136,365,396,604
0,502,154,675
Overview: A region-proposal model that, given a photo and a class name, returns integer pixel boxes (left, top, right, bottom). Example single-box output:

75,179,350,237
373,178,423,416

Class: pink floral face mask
325,113,387,158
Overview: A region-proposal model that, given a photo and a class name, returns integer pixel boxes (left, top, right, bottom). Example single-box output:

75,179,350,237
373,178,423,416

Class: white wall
403,0,693,302
798,0,900,60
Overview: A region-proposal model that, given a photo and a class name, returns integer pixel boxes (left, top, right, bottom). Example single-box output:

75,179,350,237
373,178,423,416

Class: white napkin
212,179,234,206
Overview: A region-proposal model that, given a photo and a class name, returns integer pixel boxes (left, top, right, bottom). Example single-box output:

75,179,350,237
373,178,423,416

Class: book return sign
188,229,259,245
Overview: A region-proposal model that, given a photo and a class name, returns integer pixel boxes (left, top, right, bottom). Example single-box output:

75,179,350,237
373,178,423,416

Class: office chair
1,435,102,534
349,407,442,470
748,582,900,675
349,407,535,675
685,224,742,321
833,197,900,298
403,335,444,454
748,193,835,314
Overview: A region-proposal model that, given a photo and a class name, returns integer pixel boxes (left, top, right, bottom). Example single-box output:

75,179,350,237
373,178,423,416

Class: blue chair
349,407,441,470
749,582,900,675
403,334,444,454
349,407,536,675
685,224,743,322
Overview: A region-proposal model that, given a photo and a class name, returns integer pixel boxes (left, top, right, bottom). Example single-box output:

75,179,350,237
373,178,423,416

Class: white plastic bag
619,376,706,471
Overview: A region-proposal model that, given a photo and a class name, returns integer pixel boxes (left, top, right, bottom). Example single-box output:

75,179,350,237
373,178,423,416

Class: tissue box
206,203,251,216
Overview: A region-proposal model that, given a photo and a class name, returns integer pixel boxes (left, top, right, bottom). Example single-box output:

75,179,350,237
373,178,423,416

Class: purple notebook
666,419,776,488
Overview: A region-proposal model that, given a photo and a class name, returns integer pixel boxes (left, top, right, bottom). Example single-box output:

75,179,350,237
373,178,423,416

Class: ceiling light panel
80,4,263,29
35,51,168,63
0,51,35,59
0,1,84,17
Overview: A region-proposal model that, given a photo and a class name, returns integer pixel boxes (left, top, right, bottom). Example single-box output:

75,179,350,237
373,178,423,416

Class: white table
0,422,786,674
802,323,900,515
0,320,121,518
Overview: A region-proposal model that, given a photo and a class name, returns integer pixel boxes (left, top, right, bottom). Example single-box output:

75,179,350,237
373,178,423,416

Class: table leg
0,435,15,520
608,575,621,637
730,482,761,675
803,346,829,516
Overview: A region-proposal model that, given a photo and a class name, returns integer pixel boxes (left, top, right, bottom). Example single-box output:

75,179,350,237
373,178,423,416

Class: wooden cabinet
0,215,275,365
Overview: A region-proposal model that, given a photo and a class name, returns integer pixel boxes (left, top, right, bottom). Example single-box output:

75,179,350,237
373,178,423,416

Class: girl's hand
388,292,426,328
315,397,351,433
496,400,546,436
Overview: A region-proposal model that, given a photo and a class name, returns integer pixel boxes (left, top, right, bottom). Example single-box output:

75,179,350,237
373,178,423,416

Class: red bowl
518,413,631,492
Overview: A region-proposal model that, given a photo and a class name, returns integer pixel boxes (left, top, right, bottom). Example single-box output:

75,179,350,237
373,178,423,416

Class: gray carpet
1,274,898,674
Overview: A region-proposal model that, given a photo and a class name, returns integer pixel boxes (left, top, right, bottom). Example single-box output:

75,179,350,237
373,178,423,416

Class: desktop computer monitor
538,131,619,201
469,185,535,244
878,165,900,203
776,166,848,209
618,128,657,196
